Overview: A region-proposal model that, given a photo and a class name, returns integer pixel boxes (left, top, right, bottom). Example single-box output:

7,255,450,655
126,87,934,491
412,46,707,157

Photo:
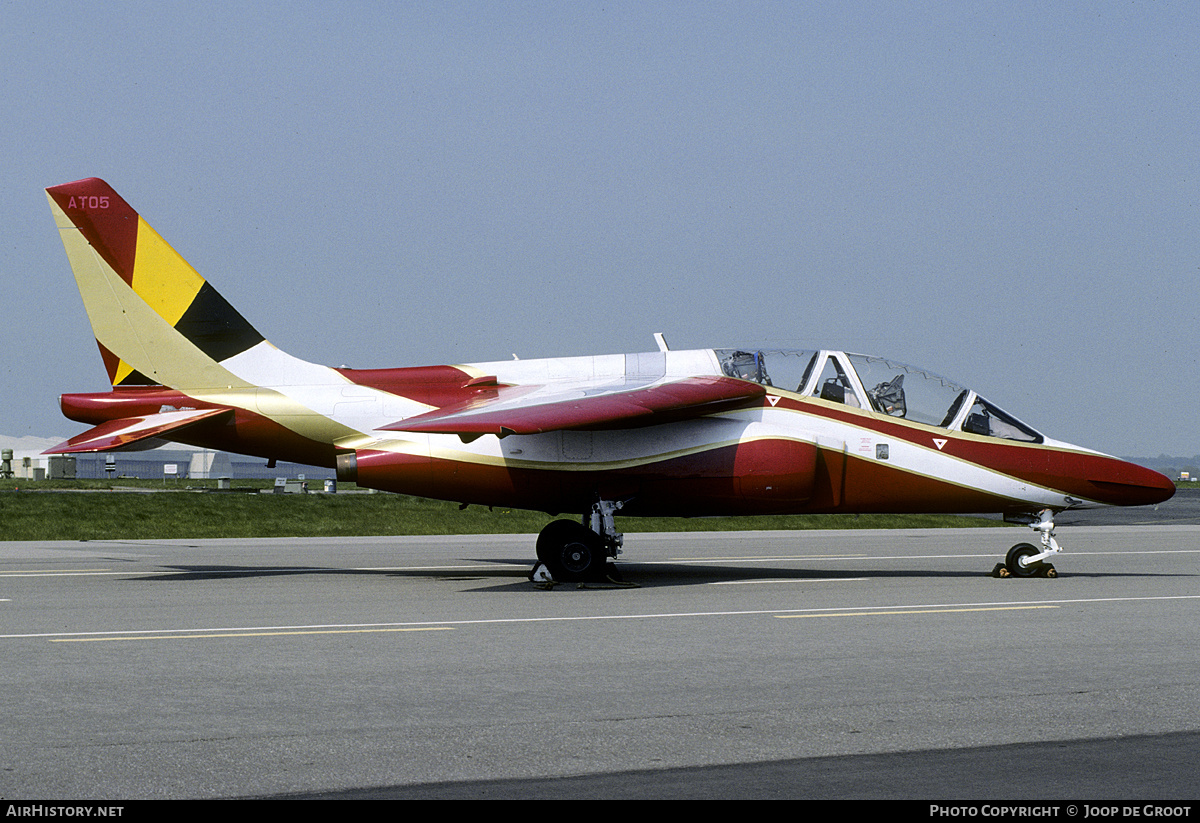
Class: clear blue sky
2,2,1196,457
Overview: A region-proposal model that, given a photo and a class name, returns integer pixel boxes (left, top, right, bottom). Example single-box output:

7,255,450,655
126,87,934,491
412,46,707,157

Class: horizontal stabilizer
44,408,232,454
386,375,765,437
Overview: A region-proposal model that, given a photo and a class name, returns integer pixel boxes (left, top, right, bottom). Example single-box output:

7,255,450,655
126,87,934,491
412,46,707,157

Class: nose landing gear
994,509,1061,578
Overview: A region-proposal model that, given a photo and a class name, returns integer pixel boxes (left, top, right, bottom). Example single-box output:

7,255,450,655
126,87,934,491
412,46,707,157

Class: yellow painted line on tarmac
713,577,868,585
670,554,869,562
50,626,455,642
777,605,1059,619
13,595,1196,643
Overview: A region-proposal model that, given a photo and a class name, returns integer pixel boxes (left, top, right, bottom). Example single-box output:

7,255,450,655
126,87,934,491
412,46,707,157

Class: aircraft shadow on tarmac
270,728,1200,800
127,560,1194,589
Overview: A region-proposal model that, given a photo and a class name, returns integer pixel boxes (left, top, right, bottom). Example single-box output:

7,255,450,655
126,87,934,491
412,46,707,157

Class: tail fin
46,178,264,389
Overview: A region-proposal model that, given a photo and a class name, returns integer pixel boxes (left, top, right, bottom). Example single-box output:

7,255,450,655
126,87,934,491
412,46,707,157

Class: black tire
536,519,606,581
536,520,580,563
1006,543,1043,578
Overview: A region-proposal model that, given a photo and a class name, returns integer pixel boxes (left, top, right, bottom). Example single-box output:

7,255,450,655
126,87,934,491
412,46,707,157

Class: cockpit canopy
716,349,1043,443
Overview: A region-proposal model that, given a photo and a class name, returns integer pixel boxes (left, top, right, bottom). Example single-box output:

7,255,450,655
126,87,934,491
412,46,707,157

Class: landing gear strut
998,509,1061,578
533,499,625,583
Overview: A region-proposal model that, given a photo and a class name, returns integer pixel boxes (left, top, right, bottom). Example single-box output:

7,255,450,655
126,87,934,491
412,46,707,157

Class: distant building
9,447,333,482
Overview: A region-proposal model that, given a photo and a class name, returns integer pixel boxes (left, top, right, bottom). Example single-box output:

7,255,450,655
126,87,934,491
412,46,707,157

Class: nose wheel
996,510,1061,578
1005,542,1054,577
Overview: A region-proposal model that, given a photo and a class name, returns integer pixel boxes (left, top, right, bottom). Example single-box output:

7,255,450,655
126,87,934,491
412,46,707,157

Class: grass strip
0,483,1005,541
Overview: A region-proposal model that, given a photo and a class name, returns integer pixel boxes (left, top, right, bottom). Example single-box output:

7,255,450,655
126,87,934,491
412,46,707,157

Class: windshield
961,396,1043,442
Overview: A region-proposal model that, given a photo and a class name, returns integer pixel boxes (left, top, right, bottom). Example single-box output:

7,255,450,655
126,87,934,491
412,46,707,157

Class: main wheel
1005,543,1043,578
536,519,607,582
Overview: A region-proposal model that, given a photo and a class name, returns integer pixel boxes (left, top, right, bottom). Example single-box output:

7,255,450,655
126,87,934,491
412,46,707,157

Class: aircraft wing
44,408,233,454
385,375,765,437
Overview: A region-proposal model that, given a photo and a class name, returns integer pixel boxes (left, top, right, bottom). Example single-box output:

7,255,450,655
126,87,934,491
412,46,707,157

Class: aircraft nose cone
1086,458,1176,507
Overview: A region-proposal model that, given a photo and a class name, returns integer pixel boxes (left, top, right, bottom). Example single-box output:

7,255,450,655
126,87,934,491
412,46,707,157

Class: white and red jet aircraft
45,178,1175,582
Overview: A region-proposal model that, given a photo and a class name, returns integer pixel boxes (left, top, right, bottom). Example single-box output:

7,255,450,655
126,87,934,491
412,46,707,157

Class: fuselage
60,346,1176,518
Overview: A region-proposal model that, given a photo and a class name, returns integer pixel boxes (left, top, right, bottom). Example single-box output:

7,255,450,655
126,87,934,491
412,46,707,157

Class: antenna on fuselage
653,332,669,352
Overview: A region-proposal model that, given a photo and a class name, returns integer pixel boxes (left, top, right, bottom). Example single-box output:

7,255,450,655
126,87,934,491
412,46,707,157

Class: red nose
1081,457,1176,507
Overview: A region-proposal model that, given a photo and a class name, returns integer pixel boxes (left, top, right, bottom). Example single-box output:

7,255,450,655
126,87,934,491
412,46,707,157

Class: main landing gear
994,509,1062,578
532,499,626,584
